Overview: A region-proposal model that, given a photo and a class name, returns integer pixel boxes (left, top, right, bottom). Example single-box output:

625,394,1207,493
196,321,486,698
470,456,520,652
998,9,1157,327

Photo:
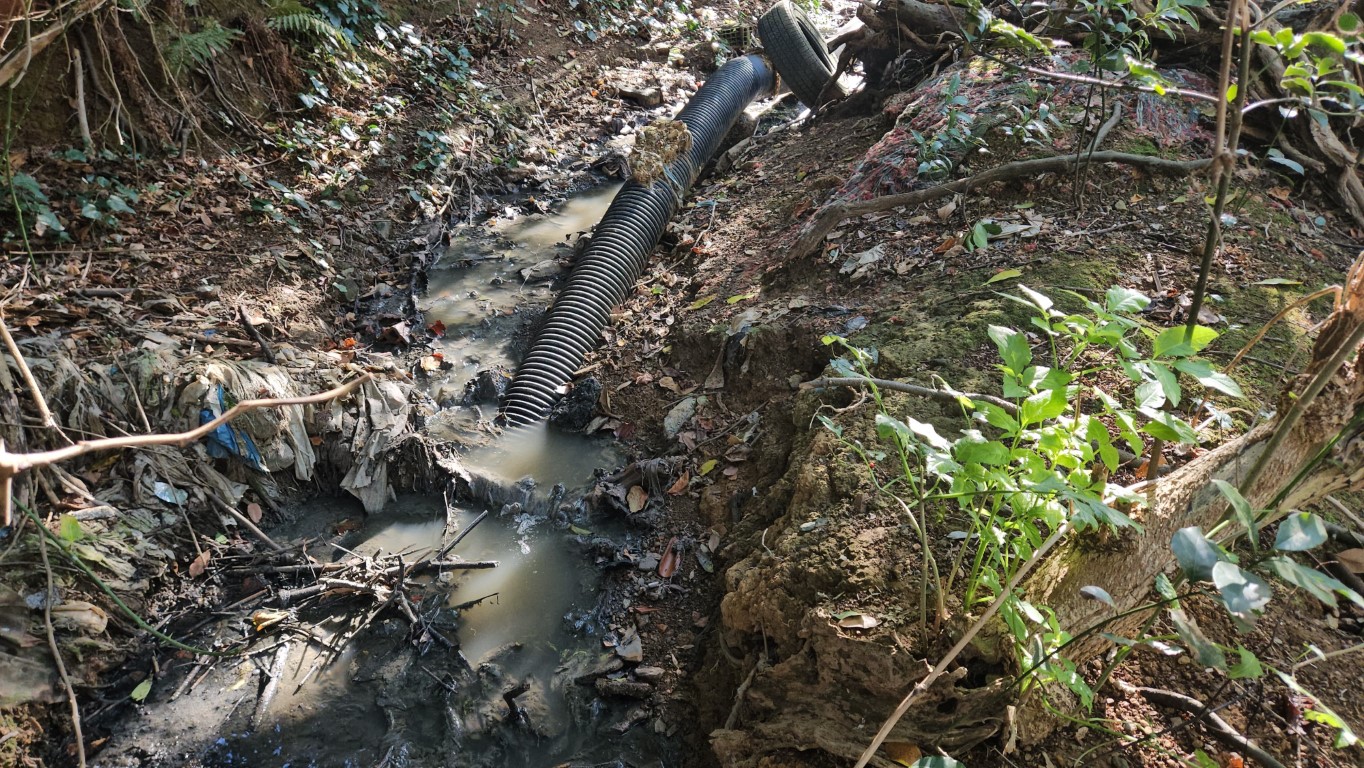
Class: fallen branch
229,558,498,577
433,509,489,561
0,312,67,442
238,306,276,365
790,151,1211,260
802,375,1019,415
1123,683,1286,768
73,47,92,150
207,494,283,553
0,374,372,525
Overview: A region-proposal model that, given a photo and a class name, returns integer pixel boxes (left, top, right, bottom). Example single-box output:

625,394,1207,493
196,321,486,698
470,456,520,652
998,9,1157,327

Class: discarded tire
756,0,836,109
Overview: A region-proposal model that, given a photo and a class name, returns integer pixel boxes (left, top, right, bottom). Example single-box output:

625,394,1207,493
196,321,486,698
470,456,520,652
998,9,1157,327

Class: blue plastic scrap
199,384,264,469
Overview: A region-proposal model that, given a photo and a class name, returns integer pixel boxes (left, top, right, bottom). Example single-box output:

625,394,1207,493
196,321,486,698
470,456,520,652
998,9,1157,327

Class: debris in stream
549,376,604,431
629,119,694,185
228,508,496,664
461,366,513,405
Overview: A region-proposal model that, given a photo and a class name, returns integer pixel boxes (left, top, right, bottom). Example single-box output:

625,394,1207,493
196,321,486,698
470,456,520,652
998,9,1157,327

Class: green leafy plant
1162,484,1364,747
818,285,1248,710
266,0,350,48
5,172,66,240
910,73,981,180
165,19,244,74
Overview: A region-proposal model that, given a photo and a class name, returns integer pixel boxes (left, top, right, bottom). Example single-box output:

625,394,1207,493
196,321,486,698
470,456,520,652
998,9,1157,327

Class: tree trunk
1026,262,1364,665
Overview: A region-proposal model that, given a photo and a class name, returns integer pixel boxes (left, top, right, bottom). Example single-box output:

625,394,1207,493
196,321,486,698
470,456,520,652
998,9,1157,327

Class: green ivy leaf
1021,388,1069,425
130,678,153,702
987,325,1032,373
1139,408,1198,444
953,432,1011,466
1228,646,1264,679
1212,479,1257,550
1275,511,1327,551
1169,608,1226,670
1263,556,1361,607
908,417,952,451
1172,526,1220,581
1135,379,1165,410
1149,362,1182,408
976,402,1019,436
1276,671,1359,747
1080,585,1115,607
1174,359,1244,398
59,514,84,542
1152,325,1219,358
983,268,1022,285
1154,574,1178,605
875,413,912,448
1105,286,1150,313
1213,560,1272,618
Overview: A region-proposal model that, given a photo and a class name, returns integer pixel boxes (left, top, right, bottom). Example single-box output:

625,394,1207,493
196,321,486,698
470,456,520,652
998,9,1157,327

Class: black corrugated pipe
502,54,774,426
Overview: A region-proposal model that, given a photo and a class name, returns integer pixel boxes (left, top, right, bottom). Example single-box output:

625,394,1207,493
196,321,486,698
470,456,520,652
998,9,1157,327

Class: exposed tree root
790,151,1211,260
802,375,1020,414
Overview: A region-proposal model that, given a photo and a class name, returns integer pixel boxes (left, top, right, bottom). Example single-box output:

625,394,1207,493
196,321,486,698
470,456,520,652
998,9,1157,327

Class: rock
560,651,624,684
634,666,666,682
613,705,650,733
638,554,660,571
663,396,696,438
615,629,644,663
549,377,602,431
595,677,653,700
619,86,663,107
461,367,511,405
519,259,566,282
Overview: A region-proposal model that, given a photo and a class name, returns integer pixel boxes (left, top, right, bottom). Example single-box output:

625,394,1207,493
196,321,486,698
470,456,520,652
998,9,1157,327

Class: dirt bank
581,51,1364,768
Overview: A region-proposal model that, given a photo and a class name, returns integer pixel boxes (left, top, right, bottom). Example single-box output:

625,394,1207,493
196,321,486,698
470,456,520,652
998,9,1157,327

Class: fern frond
166,21,244,73
266,10,348,47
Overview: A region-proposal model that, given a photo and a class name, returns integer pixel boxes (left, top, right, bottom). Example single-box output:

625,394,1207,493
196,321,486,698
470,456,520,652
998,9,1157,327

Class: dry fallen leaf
188,550,211,578
658,536,680,578
666,471,689,496
50,601,108,635
246,502,263,523
882,741,921,766
1337,548,1364,574
627,485,648,514
836,613,881,630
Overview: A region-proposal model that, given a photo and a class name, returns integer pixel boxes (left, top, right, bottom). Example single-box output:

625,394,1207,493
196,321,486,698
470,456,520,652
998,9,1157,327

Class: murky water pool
420,184,621,399
102,186,674,768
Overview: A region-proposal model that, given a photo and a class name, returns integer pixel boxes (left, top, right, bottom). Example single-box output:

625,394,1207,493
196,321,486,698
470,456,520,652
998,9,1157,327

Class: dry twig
38,531,86,767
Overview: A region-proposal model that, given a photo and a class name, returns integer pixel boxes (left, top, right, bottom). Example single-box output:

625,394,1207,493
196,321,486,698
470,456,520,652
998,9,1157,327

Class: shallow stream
103,186,677,768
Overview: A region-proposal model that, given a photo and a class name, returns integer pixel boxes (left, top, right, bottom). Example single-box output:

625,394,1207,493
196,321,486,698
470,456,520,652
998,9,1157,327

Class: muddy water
421,184,621,400
104,187,671,767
